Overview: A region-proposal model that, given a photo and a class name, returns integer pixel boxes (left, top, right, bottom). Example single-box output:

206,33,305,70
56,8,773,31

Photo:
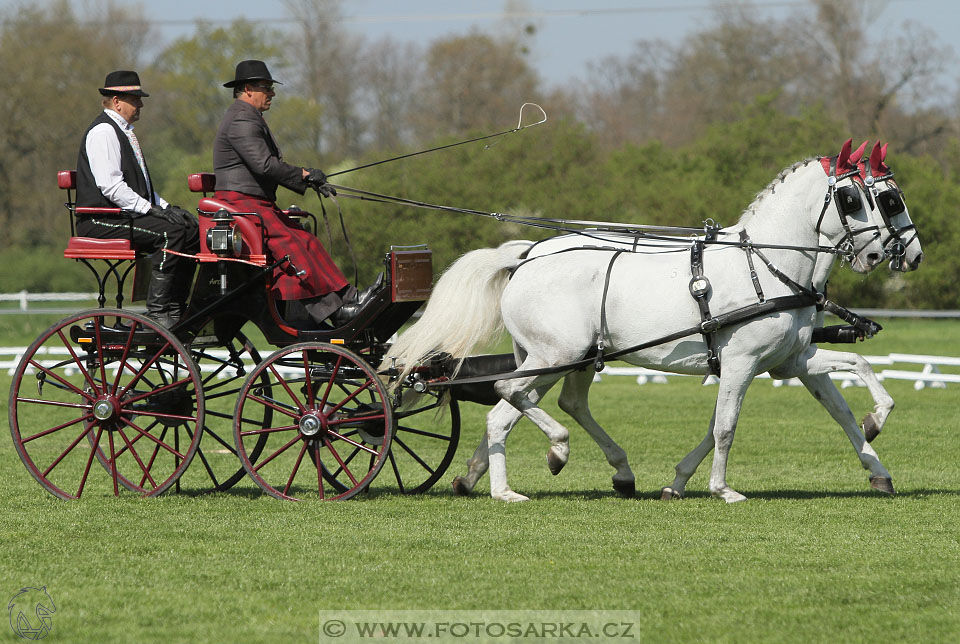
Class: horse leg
797,373,894,494
795,347,894,441
661,410,717,500
487,371,568,502
708,363,756,503
452,432,491,496
557,369,635,497
451,383,550,496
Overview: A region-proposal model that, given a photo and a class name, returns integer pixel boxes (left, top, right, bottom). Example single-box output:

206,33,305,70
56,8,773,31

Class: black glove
167,205,199,230
148,205,198,229
304,168,336,198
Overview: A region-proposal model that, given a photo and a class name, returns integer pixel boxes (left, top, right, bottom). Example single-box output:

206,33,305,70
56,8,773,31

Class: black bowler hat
223,60,282,88
99,70,149,97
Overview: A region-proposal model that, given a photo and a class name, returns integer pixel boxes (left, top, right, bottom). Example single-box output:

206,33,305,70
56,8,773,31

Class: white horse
445,141,922,501
387,142,893,502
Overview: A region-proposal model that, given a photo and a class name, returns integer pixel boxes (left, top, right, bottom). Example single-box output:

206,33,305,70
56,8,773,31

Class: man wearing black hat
76,71,199,328
213,60,376,327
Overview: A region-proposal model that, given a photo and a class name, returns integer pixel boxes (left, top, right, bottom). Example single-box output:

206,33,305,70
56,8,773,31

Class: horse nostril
913,253,923,267
867,253,882,264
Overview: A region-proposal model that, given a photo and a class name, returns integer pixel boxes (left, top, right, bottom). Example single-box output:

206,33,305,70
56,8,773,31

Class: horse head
858,141,924,271
815,138,888,274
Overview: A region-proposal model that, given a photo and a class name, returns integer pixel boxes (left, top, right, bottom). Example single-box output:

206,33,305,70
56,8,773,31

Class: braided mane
736,157,818,225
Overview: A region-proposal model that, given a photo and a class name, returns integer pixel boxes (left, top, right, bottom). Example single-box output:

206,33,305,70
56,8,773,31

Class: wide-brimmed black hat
99,70,149,97
223,60,282,88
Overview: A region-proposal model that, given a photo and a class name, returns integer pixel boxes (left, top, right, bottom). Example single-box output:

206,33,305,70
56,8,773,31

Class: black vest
76,112,154,209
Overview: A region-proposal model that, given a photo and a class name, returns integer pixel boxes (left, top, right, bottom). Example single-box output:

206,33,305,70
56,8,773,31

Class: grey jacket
213,99,308,201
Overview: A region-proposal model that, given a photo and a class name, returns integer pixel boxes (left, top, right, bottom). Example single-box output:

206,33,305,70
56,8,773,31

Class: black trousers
76,212,199,273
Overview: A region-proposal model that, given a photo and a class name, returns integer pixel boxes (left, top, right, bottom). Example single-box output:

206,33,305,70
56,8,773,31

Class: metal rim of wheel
8,309,204,499
184,332,270,492
233,342,394,501
383,397,460,494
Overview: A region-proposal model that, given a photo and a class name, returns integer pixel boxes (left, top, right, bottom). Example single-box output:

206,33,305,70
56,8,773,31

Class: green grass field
1,315,959,643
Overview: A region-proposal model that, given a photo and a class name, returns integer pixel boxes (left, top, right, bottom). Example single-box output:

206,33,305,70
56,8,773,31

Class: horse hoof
493,490,529,503
712,487,748,503
613,479,635,498
870,476,895,495
451,476,472,496
660,487,683,501
863,413,881,442
546,450,566,476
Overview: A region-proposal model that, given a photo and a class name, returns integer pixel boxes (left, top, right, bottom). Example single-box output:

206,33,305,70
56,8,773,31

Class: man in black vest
76,70,199,328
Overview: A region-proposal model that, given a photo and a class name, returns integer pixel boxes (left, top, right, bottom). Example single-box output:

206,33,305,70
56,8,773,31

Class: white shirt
84,109,168,214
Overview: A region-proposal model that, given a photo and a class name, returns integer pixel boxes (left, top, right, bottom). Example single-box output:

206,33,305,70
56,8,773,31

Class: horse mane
736,157,819,226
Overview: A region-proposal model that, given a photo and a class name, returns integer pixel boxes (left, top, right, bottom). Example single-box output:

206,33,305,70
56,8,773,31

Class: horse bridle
860,159,918,271
815,156,882,265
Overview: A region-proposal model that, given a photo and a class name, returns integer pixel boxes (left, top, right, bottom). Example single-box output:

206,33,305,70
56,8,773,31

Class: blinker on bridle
861,158,917,271
816,156,880,265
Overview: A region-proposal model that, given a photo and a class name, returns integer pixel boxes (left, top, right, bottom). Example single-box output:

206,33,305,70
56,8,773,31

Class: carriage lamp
207,209,243,256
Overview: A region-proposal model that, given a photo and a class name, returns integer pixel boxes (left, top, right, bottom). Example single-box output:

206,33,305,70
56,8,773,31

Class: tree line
0,0,957,308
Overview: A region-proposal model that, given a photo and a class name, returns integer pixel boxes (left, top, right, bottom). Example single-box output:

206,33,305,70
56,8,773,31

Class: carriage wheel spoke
107,432,120,496
42,425,94,477
388,451,406,494
26,358,96,401
325,429,380,456
76,428,104,499
284,442,309,496
393,435,436,475
240,423,299,437
268,362,307,414
23,413,92,443
117,427,157,489
120,419,186,460
253,433,303,473
395,424,453,441
324,438,359,487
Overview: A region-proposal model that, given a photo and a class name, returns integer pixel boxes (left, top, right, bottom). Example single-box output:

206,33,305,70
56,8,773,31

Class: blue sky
4,0,958,92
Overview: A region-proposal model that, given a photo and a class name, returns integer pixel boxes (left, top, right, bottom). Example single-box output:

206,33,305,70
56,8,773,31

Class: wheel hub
299,412,324,437
93,397,118,421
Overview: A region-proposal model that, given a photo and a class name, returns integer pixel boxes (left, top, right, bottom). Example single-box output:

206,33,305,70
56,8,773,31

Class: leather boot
144,271,180,329
329,273,384,327
170,262,196,321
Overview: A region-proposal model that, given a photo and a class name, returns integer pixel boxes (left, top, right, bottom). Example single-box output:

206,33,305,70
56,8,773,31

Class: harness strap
689,240,721,376
595,250,625,372
739,229,764,302
418,293,816,389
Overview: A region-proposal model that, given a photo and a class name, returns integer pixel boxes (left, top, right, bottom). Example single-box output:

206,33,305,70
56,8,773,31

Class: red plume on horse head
865,140,891,177
821,138,868,176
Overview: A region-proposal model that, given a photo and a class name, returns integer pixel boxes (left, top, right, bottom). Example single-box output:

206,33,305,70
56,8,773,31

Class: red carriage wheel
179,333,271,492
382,397,460,494
8,309,204,499
234,343,393,500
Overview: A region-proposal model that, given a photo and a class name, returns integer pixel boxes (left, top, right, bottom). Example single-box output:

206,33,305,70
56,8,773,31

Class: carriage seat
188,173,267,263
59,170,138,260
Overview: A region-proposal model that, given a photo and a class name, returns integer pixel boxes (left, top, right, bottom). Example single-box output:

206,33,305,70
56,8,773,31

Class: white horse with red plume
386,140,902,502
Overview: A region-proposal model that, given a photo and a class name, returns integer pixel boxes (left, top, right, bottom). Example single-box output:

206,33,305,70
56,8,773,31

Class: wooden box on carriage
390,249,432,302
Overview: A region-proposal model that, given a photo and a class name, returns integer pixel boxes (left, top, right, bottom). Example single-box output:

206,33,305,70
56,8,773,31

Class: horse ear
837,138,853,169
880,142,888,162
869,141,883,174
852,140,868,162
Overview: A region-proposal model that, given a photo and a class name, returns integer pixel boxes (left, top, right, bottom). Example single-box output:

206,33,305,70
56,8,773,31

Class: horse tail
384,240,534,382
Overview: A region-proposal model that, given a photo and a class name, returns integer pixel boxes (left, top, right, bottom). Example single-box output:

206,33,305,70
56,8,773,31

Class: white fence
595,353,960,391
1,346,956,391
0,291,100,311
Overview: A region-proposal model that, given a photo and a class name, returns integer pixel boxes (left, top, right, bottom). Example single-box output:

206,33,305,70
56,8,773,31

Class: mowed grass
1,315,959,643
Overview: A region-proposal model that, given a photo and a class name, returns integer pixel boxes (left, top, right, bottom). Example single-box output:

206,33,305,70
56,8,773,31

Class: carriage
9,137,922,503
7,170,505,501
